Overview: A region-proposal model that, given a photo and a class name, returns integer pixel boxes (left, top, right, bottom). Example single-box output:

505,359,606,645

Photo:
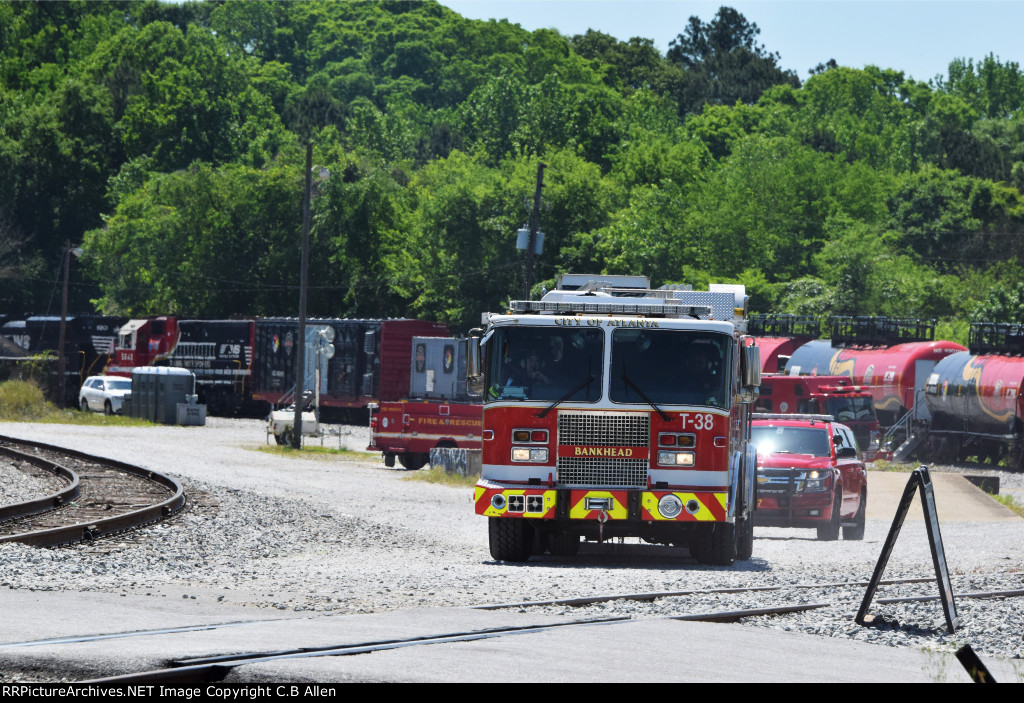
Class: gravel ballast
1,418,1022,673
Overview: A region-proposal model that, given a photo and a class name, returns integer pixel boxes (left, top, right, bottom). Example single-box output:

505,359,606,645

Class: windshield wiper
536,374,595,418
621,372,670,422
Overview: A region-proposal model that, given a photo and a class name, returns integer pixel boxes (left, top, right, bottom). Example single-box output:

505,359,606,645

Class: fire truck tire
488,518,533,562
689,524,735,566
843,490,866,540
817,492,842,541
398,453,428,471
550,532,580,557
709,522,737,566
735,515,754,561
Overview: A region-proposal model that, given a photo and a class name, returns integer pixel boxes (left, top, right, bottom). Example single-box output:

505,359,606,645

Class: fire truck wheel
817,492,842,541
689,524,735,566
550,532,580,557
488,518,533,562
709,522,737,566
398,453,428,470
735,515,754,561
842,490,866,540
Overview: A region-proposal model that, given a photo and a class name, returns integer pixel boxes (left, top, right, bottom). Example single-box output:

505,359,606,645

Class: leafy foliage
0,1,1021,335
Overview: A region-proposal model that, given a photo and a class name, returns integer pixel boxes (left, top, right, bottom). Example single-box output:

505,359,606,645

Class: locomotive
109,316,450,419
2,313,451,420
0,314,125,406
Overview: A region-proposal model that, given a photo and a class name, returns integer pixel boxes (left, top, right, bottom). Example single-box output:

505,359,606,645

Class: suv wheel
842,489,866,540
817,492,842,541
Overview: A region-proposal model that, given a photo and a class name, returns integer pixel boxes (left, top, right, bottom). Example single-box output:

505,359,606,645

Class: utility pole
292,141,313,449
57,240,70,408
523,162,546,300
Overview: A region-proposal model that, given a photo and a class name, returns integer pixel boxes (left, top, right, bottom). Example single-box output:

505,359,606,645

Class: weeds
252,443,376,461
403,465,478,488
0,380,148,426
993,493,1024,518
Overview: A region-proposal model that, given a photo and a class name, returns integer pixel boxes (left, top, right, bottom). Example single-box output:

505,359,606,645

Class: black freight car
252,318,449,421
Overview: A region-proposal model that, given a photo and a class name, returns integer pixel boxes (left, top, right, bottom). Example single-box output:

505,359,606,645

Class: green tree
388,150,516,330
665,6,799,115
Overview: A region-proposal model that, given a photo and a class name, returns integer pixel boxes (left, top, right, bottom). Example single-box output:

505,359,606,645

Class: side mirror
465,330,483,397
466,329,482,379
741,343,761,388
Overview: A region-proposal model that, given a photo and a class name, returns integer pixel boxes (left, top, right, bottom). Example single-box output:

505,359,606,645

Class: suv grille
557,411,650,488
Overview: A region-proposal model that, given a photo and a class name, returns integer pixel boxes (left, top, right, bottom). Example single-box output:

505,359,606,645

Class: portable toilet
130,367,205,425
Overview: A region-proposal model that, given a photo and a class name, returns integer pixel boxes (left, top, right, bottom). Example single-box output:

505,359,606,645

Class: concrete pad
866,471,1019,522
229,616,1007,683
0,594,1010,683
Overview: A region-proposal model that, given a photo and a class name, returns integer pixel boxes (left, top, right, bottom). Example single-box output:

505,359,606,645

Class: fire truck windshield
485,327,603,403
611,329,730,408
823,396,875,422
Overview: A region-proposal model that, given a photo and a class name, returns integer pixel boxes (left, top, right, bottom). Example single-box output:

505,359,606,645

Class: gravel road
1,418,1022,672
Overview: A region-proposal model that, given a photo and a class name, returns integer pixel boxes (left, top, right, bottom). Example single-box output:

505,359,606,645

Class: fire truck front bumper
474,480,728,522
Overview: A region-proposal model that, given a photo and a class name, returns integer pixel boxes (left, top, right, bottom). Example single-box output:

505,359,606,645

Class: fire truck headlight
658,494,683,519
511,448,549,463
657,451,695,466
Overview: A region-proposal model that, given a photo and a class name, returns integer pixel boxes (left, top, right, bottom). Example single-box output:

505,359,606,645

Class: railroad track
0,434,185,547
0,576,1009,683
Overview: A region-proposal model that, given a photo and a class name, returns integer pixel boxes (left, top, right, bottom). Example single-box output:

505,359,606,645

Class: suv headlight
803,470,830,491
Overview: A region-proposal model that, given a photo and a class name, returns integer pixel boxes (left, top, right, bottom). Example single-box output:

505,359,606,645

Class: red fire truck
754,375,887,460
467,274,761,565
368,336,482,470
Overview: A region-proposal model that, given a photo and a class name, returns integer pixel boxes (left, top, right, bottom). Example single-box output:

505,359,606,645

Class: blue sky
440,1,1024,82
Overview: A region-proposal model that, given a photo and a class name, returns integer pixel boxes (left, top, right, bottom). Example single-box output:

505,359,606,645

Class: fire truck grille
557,457,649,488
557,411,650,447
556,411,651,488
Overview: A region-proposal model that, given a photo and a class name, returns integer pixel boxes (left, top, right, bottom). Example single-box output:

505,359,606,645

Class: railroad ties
0,434,185,546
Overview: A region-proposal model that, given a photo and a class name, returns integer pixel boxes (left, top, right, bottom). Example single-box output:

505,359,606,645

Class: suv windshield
610,329,729,408
484,326,603,403
751,426,831,457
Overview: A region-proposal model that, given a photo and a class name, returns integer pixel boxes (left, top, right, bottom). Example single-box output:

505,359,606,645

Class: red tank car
785,318,966,426
748,314,819,374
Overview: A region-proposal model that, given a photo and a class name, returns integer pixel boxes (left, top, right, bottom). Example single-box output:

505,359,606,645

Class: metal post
57,240,70,408
292,141,313,449
523,162,546,300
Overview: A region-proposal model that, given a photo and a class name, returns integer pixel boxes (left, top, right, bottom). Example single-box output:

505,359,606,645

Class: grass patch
866,459,913,472
252,443,378,462
993,493,1024,518
403,466,478,488
0,380,149,426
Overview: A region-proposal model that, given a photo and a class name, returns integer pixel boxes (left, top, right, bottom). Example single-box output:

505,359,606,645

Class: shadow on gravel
486,543,772,572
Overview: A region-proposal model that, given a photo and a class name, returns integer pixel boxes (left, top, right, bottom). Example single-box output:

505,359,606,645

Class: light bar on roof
509,300,713,317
